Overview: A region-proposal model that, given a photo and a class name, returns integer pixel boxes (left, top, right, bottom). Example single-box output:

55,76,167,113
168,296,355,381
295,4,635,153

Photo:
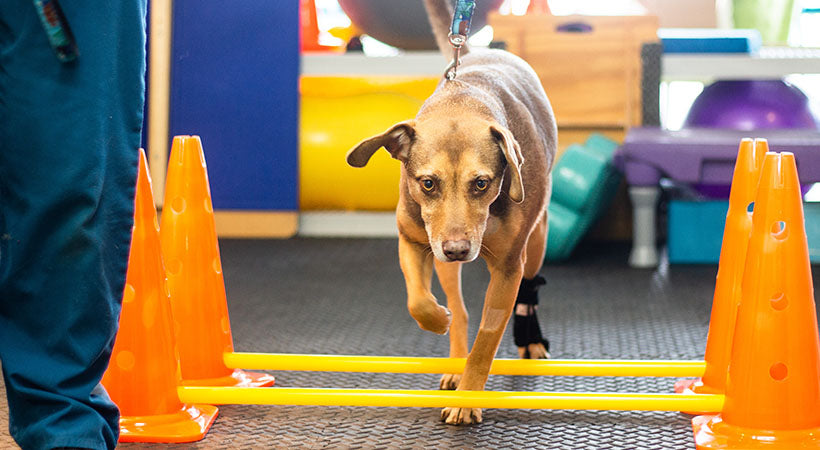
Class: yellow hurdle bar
178,386,724,412
224,353,706,378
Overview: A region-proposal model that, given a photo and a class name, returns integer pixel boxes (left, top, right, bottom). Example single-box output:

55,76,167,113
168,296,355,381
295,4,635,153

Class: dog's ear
346,121,416,167
490,124,525,203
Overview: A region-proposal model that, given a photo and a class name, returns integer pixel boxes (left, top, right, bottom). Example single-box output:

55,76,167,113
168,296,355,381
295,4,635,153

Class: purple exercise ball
684,80,820,130
685,80,819,198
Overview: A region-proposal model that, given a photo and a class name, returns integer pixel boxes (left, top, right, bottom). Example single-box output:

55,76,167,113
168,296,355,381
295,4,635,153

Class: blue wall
141,0,150,152
170,0,299,211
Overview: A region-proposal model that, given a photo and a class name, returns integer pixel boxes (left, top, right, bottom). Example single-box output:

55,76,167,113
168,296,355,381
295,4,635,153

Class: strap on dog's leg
513,275,549,358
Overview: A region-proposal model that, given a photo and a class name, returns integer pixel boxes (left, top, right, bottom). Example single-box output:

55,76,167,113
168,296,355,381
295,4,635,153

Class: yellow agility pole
178,386,724,412
224,353,706,378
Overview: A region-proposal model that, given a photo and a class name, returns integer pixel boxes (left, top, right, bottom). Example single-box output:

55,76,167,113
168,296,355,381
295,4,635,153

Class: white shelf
299,211,398,237
302,47,820,80
662,47,820,81
301,51,445,76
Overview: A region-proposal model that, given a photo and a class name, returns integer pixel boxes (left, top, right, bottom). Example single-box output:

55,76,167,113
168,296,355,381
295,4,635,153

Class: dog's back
420,0,557,201
425,49,556,165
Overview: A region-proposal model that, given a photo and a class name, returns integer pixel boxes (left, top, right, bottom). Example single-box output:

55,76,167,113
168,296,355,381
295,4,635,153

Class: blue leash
32,0,78,62
445,0,476,80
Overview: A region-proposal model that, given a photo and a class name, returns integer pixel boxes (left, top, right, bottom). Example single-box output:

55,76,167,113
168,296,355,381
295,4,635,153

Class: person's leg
0,1,145,448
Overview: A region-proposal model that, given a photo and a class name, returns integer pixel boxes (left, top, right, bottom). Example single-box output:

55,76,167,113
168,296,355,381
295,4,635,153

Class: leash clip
445,34,464,81
33,0,79,63
445,0,475,81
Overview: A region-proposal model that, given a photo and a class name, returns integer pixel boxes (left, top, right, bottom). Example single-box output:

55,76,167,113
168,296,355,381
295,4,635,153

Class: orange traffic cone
693,152,820,448
102,149,218,443
527,0,552,14
160,135,274,387
675,139,766,399
300,0,324,51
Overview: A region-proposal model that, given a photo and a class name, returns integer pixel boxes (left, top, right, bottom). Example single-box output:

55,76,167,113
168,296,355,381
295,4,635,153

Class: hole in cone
171,197,186,214
116,350,136,371
771,292,789,311
747,202,755,213
771,221,788,240
770,362,788,381
167,258,182,276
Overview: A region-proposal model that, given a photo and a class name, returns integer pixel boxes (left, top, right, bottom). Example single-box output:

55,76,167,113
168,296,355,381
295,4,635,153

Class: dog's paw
408,295,451,335
441,407,482,425
439,373,461,390
518,343,550,359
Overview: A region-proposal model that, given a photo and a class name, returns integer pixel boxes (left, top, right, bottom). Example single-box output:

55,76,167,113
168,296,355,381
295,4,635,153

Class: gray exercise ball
338,0,504,50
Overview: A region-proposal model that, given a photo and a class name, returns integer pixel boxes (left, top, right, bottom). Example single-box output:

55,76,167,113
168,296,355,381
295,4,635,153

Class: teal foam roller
547,154,620,259
546,133,621,261
585,133,619,156
551,144,611,211
546,202,582,261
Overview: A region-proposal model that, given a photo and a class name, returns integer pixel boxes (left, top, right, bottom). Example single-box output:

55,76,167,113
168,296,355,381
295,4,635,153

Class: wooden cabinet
490,14,659,241
489,13,659,131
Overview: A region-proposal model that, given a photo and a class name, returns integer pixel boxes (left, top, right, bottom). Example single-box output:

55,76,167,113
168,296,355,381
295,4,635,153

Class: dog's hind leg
434,260,468,390
515,209,551,359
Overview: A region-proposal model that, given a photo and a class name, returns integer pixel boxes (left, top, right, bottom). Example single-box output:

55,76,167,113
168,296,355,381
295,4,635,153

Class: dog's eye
421,179,435,192
475,179,489,191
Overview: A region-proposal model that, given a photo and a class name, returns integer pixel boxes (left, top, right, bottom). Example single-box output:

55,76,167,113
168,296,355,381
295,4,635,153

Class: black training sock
513,275,549,354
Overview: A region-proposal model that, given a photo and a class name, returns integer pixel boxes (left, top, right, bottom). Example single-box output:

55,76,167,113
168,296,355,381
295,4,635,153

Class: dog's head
347,118,524,263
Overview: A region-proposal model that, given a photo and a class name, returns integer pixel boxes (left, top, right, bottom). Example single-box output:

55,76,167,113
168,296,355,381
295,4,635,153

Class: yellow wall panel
300,76,438,211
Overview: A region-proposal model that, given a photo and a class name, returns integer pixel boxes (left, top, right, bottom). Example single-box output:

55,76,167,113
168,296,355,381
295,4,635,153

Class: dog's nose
442,240,471,261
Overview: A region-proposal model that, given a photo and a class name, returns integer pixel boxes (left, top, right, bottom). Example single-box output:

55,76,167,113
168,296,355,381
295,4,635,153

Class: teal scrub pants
0,1,146,449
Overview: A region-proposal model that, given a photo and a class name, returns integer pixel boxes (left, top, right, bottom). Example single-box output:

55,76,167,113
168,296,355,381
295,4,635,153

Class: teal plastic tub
668,200,820,263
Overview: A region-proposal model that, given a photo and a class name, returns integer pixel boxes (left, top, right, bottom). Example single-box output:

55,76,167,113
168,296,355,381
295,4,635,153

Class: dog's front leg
398,234,451,335
434,259,468,390
441,260,523,425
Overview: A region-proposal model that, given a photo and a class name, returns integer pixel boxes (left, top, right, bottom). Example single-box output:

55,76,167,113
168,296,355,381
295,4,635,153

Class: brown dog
346,0,556,425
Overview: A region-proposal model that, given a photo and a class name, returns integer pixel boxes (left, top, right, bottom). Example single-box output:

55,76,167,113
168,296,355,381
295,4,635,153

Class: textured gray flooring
4,237,809,449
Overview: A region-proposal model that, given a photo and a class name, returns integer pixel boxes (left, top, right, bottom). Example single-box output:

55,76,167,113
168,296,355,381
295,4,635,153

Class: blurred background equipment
336,0,504,50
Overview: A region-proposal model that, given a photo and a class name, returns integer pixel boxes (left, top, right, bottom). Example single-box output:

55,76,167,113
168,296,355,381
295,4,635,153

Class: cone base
118,404,219,443
675,378,700,394
181,369,275,387
676,379,723,415
693,414,820,449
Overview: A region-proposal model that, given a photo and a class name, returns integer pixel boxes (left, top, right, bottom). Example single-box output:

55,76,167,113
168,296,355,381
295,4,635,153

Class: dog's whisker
480,244,496,259
423,246,435,259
